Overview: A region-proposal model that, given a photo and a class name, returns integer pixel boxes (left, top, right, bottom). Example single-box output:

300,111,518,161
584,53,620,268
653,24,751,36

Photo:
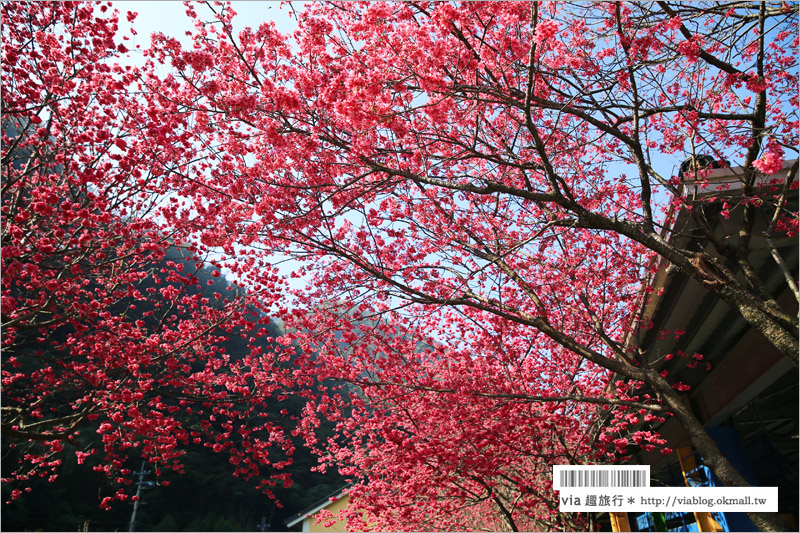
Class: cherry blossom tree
4,1,797,531
1,1,299,509
139,1,796,530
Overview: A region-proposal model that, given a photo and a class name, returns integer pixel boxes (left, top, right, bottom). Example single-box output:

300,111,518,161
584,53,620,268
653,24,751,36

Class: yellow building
285,489,351,533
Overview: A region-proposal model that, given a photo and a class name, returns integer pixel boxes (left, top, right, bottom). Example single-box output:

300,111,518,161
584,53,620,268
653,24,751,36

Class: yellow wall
307,494,351,533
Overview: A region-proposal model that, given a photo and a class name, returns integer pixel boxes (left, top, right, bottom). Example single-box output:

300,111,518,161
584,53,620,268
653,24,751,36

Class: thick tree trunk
719,288,799,367
648,371,789,532
577,212,799,367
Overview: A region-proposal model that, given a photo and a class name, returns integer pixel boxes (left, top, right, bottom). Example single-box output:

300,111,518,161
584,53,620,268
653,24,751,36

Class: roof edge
284,485,351,528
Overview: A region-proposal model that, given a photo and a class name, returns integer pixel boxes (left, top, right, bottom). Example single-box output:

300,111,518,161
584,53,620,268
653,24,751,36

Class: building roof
284,485,351,528
626,159,798,468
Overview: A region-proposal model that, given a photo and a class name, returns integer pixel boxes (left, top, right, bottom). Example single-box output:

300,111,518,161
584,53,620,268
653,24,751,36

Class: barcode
553,466,649,489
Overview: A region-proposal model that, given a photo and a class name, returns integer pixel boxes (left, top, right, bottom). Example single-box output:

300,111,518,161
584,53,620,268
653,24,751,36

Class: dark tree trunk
648,371,789,532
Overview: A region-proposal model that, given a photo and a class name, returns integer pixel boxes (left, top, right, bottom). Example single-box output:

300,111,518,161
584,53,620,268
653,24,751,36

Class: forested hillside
2,250,344,531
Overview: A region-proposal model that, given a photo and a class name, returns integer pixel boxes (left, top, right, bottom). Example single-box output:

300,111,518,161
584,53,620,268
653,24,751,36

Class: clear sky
116,1,300,60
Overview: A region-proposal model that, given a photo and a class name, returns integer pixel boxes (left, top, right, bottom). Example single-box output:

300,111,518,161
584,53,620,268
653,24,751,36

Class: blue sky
117,1,300,55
